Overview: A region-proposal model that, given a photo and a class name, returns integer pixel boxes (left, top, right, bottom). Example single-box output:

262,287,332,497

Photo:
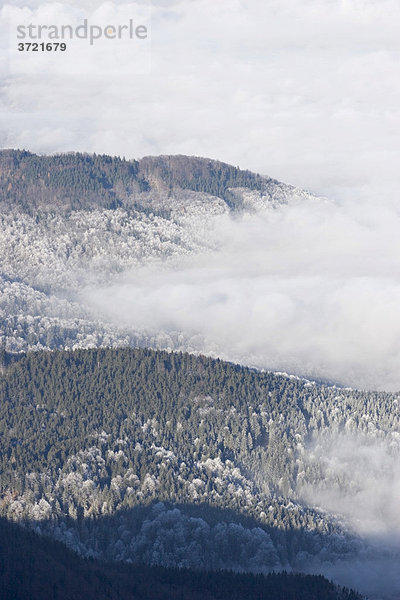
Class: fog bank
301,432,400,598
83,196,400,391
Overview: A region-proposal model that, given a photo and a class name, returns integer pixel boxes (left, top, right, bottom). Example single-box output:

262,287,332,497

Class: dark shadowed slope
0,518,362,600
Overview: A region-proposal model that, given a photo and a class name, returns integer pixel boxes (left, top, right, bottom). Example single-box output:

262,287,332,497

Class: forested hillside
0,149,287,214
0,348,398,595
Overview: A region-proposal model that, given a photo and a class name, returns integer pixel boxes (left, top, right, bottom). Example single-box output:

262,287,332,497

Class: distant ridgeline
0,347,397,585
0,149,268,213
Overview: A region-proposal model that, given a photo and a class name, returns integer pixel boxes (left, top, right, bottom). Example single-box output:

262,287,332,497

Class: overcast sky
1,0,400,201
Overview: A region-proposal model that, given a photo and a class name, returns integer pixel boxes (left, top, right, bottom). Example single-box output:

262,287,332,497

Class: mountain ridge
0,148,311,214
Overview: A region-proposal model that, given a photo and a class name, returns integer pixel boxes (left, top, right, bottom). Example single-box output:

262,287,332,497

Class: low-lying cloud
300,432,400,598
83,195,400,392
301,433,400,538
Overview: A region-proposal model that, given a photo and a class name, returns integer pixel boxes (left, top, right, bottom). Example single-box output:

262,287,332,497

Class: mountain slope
0,347,398,597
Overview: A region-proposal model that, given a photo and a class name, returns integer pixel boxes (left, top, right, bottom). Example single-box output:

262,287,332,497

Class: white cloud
83,196,400,391
300,431,400,597
301,432,400,537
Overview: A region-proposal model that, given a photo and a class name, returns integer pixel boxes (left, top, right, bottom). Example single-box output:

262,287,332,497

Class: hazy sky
1,0,400,201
